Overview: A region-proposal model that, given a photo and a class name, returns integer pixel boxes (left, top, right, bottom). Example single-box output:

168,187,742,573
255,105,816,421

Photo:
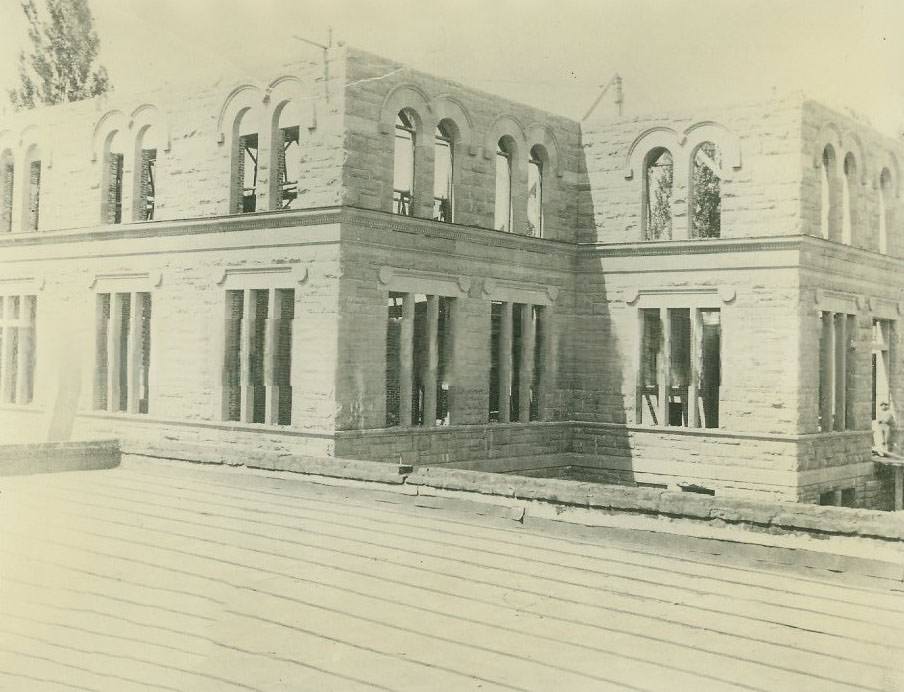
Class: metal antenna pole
582,73,623,121
292,28,333,103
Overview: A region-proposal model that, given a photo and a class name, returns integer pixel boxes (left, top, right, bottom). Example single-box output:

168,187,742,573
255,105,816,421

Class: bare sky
1,0,903,134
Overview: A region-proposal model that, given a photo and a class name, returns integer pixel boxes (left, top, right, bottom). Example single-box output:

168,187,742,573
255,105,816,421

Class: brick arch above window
873,149,901,198
624,127,681,181
216,83,265,144
526,123,562,178
839,131,868,185
429,95,474,149
378,83,432,133
90,110,129,163
811,122,844,172
484,115,527,160
130,104,171,154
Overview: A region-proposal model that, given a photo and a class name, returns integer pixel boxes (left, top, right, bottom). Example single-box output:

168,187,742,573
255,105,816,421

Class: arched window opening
690,142,722,239
23,145,41,231
232,109,259,214
393,110,416,216
273,101,301,210
820,145,836,240
879,168,893,255
643,147,673,240
102,131,125,224
495,137,514,232
0,151,13,232
135,127,158,221
433,121,454,222
527,145,545,238
842,152,856,245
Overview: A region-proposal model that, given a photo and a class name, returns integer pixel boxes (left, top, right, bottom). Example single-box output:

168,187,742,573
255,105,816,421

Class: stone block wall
342,48,583,242
0,53,347,233
580,95,806,244
801,101,904,256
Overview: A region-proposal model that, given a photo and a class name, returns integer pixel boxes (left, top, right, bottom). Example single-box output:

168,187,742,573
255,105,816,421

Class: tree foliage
645,149,673,240
8,0,110,111
692,142,722,239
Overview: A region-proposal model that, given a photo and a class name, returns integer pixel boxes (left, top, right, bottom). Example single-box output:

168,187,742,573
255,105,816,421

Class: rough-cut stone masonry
1,47,904,509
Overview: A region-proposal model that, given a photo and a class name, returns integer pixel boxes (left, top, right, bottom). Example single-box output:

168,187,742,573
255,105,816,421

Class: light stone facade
0,46,900,508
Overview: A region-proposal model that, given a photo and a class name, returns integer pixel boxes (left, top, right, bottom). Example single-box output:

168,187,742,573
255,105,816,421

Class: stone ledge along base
122,441,904,549
0,439,120,476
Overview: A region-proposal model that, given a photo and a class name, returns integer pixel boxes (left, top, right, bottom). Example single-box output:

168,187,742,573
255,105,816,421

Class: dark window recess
238,133,258,213
141,149,157,220
393,111,415,216
107,152,124,224
28,160,41,230
385,292,404,427
489,301,502,421
278,126,300,209
1,161,13,232
94,293,110,410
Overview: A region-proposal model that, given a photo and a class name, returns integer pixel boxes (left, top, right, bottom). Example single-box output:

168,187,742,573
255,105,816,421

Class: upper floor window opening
0,150,13,233
527,145,545,238
495,137,515,232
879,168,893,255
272,101,301,211
433,121,454,222
643,147,673,241
23,145,41,232
135,126,158,221
690,142,722,239
102,131,126,225
842,152,857,245
231,108,259,214
820,144,838,240
393,110,416,216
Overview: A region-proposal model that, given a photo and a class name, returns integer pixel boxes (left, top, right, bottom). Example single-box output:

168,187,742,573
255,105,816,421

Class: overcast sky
1,0,903,134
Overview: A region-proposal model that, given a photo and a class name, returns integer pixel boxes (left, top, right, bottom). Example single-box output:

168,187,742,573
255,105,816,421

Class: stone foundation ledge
0,440,120,476
127,440,904,543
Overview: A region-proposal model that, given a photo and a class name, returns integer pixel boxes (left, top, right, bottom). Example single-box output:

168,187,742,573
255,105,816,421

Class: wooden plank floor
2,458,903,691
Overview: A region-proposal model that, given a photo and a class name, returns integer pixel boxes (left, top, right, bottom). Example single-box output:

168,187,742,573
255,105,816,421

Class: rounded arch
430,95,474,149
526,122,562,177
91,110,128,162
130,104,170,153
379,83,432,132
216,83,264,143
682,121,741,174
812,122,843,171
872,149,900,198
484,114,526,159
840,131,867,185
624,127,680,180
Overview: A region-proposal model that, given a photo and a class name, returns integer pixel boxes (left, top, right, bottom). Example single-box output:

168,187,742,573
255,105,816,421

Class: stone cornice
580,235,805,257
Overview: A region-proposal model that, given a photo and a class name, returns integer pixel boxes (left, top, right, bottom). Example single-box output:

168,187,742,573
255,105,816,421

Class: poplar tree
8,0,110,111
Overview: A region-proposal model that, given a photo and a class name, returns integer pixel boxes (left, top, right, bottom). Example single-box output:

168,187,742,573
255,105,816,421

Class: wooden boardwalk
2,458,903,691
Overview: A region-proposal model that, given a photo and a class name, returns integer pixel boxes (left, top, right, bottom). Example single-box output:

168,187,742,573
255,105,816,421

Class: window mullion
658,307,671,426
689,308,702,428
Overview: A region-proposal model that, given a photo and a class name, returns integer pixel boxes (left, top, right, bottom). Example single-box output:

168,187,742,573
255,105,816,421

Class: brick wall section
342,49,582,242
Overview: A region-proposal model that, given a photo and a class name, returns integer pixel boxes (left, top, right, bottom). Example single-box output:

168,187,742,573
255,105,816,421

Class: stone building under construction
1,46,901,508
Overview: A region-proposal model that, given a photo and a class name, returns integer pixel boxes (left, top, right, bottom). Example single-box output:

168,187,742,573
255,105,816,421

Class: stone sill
580,420,872,443
77,411,334,439
336,420,570,438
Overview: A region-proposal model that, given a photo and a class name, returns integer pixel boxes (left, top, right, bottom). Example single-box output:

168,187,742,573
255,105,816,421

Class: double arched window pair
393,109,548,237
494,138,546,236
100,127,159,224
643,142,723,241
392,109,456,223
0,144,43,232
230,101,301,214
820,144,893,253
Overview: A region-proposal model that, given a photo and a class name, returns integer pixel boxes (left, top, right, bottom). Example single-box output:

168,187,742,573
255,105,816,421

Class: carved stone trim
626,286,728,309
482,277,558,306
0,275,45,294
214,264,308,288
813,288,858,315
378,266,470,297
89,270,162,291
